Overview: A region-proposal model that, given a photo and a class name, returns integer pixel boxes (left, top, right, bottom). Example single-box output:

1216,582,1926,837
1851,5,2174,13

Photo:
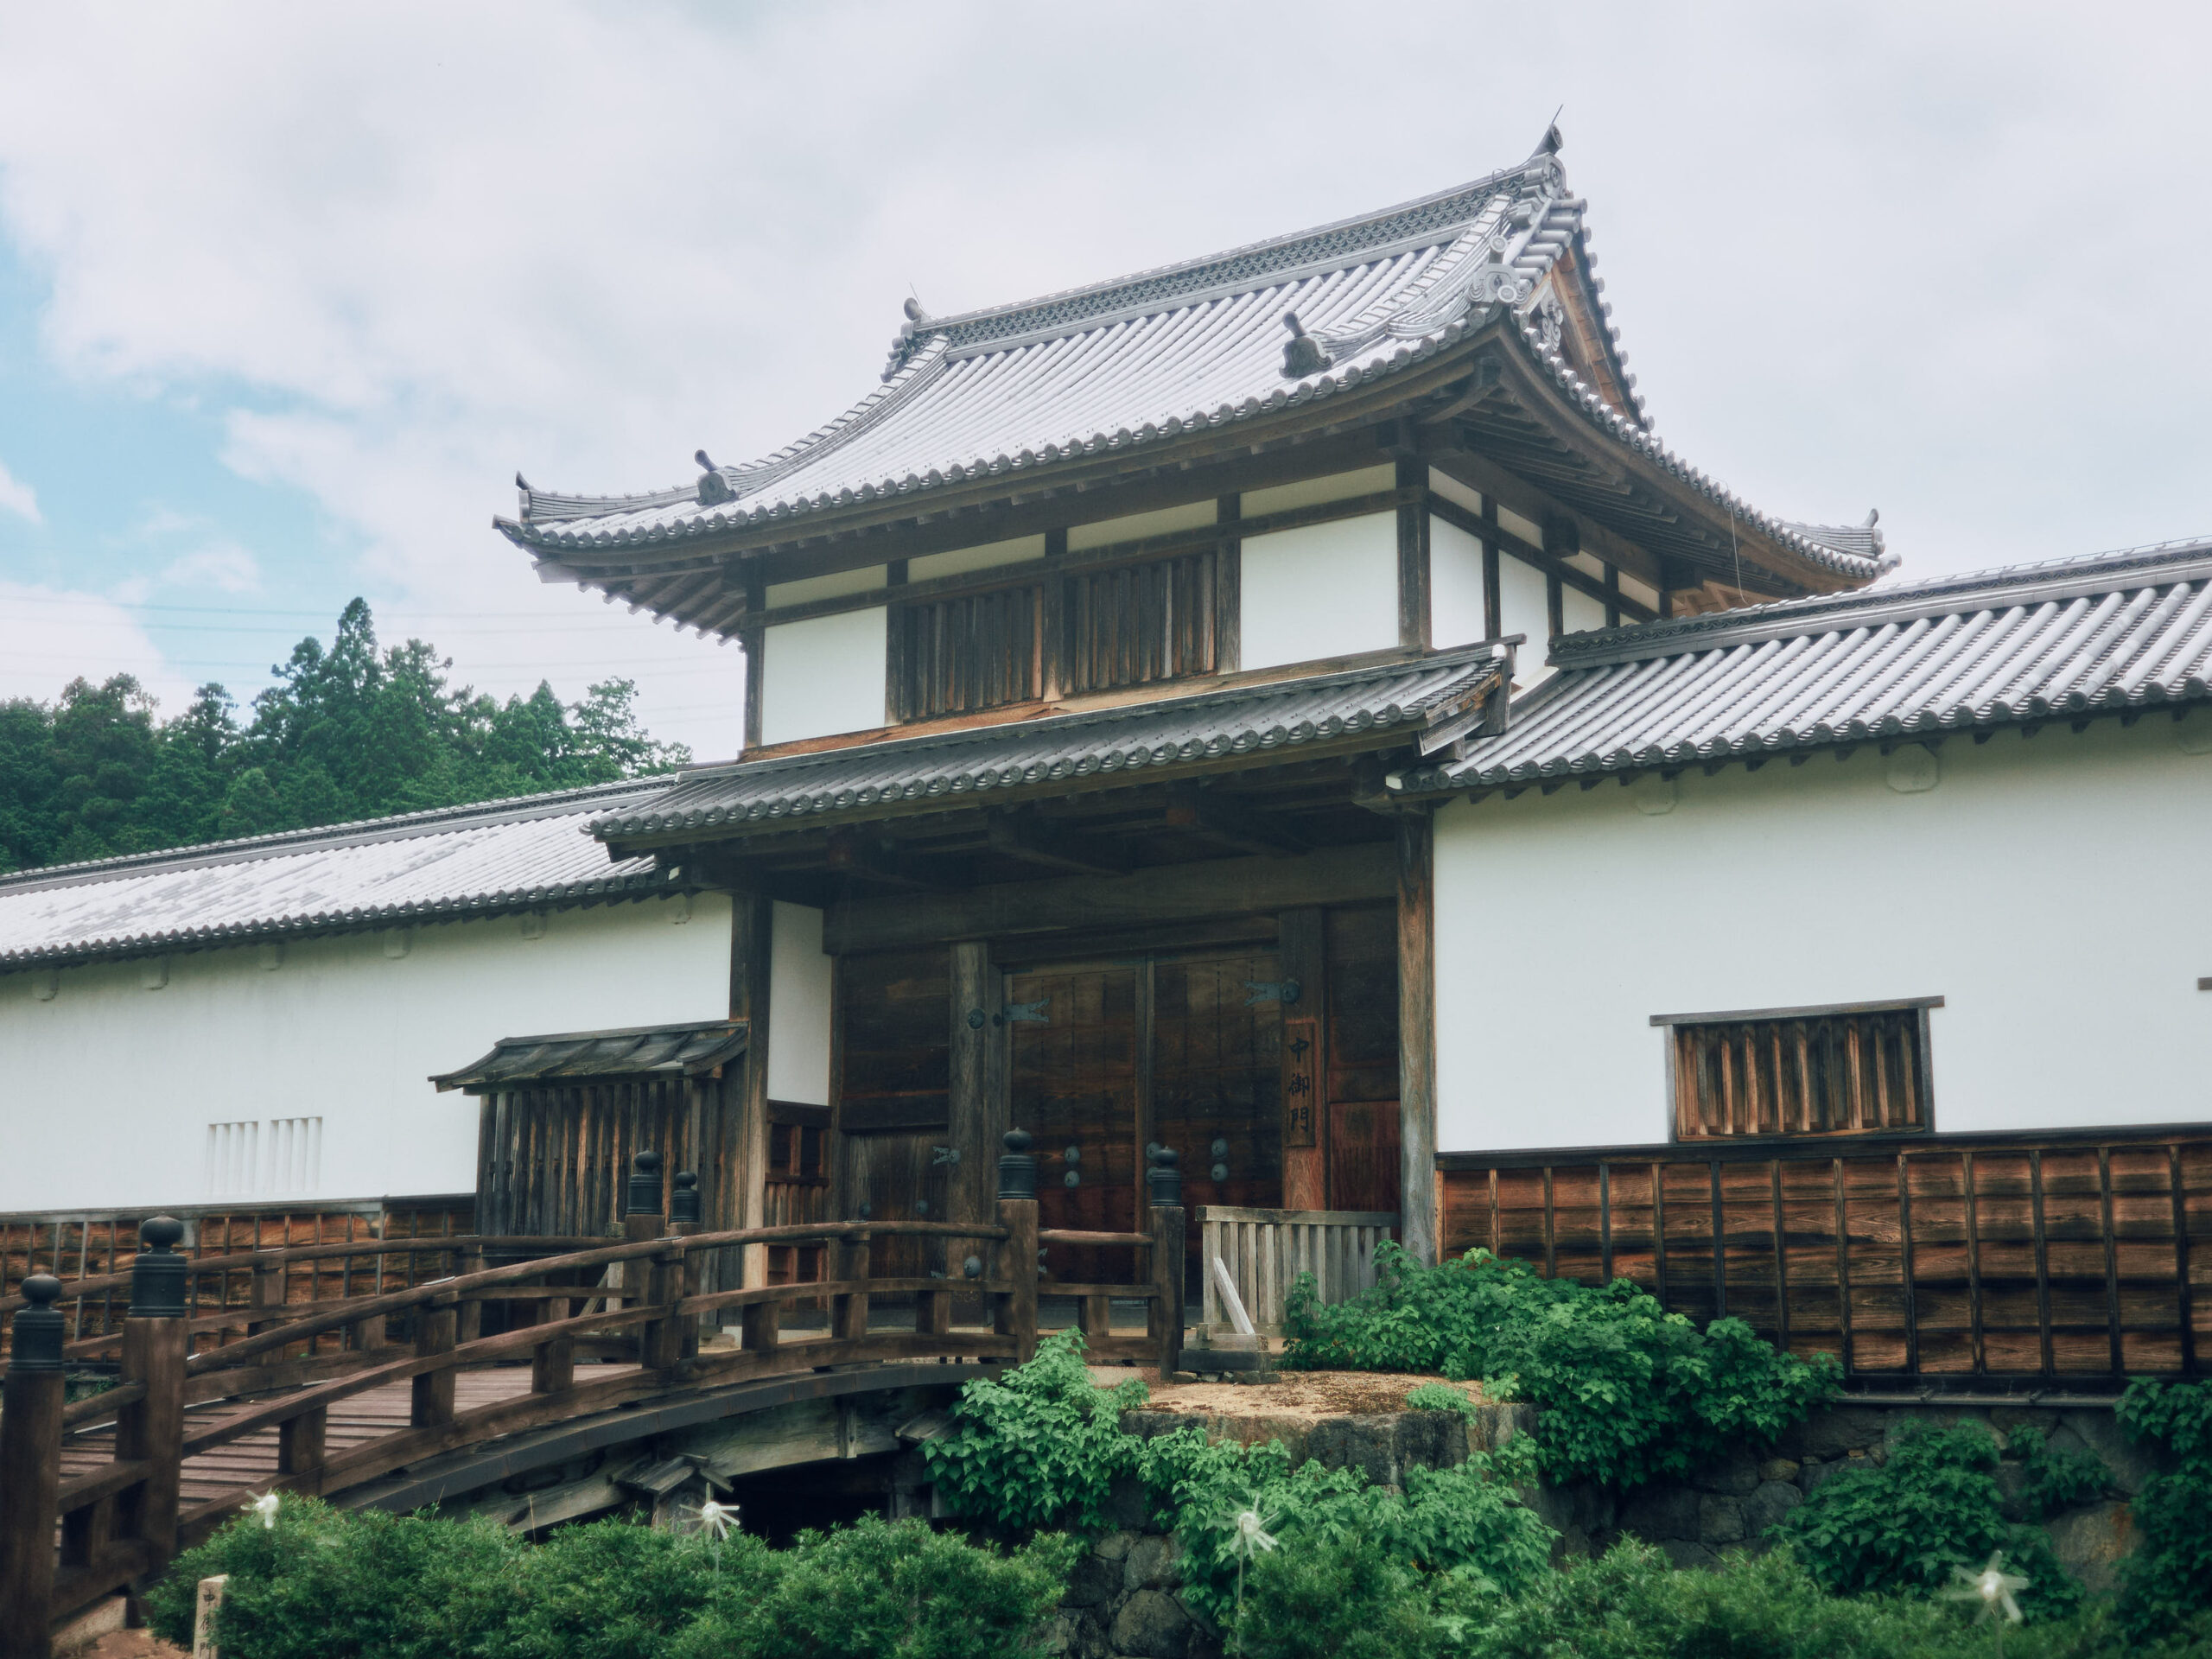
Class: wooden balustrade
0,1137,1185,1656
1197,1205,1397,1339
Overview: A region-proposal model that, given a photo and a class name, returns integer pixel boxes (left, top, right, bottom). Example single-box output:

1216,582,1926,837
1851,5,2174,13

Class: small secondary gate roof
432,1019,749,1091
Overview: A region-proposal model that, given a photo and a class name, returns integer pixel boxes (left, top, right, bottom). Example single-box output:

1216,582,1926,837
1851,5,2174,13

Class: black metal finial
626,1150,664,1217
1146,1146,1182,1208
670,1170,702,1225
10,1274,65,1371
998,1129,1037,1202
129,1216,188,1319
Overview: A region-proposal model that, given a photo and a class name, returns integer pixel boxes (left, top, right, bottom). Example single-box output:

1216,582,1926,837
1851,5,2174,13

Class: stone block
1618,1482,1701,1541
1758,1459,1800,1484
1110,1590,1193,1659
1125,1533,1183,1592
1992,1459,2030,1522
1694,1451,1761,1496
1742,1480,1802,1541
2044,1499,2133,1596
2059,1409,2162,1497
1041,1611,1109,1659
1791,1406,1891,1461
1096,1529,1134,1561
1698,1495,1746,1546
1660,1538,1719,1571
1063,1554,1124,1609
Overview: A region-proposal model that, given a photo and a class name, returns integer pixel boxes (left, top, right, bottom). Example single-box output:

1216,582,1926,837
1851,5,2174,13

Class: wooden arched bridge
0,1140,1186,1659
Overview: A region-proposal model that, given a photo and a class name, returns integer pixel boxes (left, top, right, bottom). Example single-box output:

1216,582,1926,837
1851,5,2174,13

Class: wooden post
248,1249,287,1337
531,1328,575,1396
276,1408,327,1495
641,1246,686,1371
948,941,1001,1227
455,1246,486,1344
994,1131,1040,1365
833,1230,871,1345
1396,456,1431,651
730,895,774,1289
117,1219,188,1591
1147,1147,1185,1376
0,1275,66,1659
410,1296,457,1428
669,1173,703,1358
1395,810,1439,1264
739,1295,780,1359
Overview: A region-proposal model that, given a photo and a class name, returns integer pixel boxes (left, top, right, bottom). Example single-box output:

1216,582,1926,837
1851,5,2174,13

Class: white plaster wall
0,893,735,1212
1431,721,2212,1155
1561,585,1607,636
1431,516,1488,649
1240,514,1398,671
760,607,887,743
1496,554,1550,688
909,535,1046,582
1067,499,1217,550
766,900,833,1106
766,565,886,608
1243,463,1396,519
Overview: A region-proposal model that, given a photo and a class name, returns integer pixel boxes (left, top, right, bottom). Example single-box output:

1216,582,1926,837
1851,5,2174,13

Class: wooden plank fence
1197,1205,1395,1337
1439,1124,2211,1383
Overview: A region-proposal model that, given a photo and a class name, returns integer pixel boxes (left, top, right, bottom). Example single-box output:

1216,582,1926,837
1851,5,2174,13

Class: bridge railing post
455,1246,486,1344
994,1132,1039,1365
410,1292,458,1428
0,1274,66,1659
1147,1148,1185,1376
832,1229,871,1345
620,1151,664,1325
117,1218,188,1598
249,1248,289,1340
668,1173,703,1358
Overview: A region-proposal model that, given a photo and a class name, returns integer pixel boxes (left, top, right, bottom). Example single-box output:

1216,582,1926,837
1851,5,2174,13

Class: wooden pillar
832,1230,871,1344
248,1249,288,1337
1215,495,1243,673
948,942,1004,1227
1149,1202,1185,1376
730,893,774,1287
0,1277,65,1659
1396,457,1431,651
1279,908,1327,1211
116,1219,188,1592
1395,810,1439,1264
995,1195,1039,1365
456,1246,486,1344
410,1297,457,1428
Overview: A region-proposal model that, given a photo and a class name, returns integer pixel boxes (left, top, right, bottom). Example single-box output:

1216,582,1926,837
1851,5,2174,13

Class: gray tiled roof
1395,537,2212,794
592,647,1510,844
0,781,685,971
432,1019,747,1091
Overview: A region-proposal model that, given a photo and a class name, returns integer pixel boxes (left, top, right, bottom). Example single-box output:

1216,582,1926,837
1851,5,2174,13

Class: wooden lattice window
1657,999,1940,1141
891,585,1041,720
1061,550,1220,695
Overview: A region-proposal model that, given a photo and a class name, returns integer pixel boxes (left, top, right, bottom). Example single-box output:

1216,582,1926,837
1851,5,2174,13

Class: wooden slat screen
1438,1128,2212,1383
1060,550,1219,695
892,584,1041,720
1671,1007,1929,1141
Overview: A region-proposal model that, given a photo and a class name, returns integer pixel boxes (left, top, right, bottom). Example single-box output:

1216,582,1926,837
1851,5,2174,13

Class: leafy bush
2007,1425,2110,1517
143,1495,525,1658
670,1515,1078,1659
1402,1382,1481,1421
1284,1244,1839,1487
1236,1535,1440,1659
923,1328,1149,1530
2114,1378,2212,1643
146,1503,1073,1659
1777,1420,2078,1622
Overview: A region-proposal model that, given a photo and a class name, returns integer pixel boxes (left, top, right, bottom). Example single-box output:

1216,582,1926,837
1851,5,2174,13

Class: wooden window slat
1673,1006,1931,1143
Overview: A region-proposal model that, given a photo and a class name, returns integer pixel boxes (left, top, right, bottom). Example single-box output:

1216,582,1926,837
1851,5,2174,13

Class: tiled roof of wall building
591,647,1510,846
1392,537,2212,796
0,779,690,971
432,1020,748,1091
495,134,1885,589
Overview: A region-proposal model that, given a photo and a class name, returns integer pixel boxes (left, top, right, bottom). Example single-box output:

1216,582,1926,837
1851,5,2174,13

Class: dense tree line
0,598,690,872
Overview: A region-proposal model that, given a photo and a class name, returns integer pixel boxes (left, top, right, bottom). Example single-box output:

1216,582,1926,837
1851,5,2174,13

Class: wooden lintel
985,809,1133,878
823,842,1392,955
824,830,964,893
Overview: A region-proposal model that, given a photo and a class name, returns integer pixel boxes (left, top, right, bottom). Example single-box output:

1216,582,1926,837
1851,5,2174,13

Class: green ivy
1777,1420,2079,1623
1283,1243,1840,1488
2113,1378,2212,1643
2006,1425,2110,1518
1402,1382,1483,1421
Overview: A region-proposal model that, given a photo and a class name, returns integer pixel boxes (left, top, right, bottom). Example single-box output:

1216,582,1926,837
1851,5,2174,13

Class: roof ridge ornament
1280,311,1330,378
882,294,937,382
695,449,736,508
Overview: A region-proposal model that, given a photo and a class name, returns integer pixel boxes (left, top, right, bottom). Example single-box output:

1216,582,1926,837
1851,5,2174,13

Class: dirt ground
1134,1372,1486,1419
74,1631,183,1659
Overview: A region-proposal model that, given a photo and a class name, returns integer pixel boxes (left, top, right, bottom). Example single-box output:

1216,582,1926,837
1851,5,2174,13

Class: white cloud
0,0,2208,762
0,459,39,523
160,543,260,594
0,583,194,710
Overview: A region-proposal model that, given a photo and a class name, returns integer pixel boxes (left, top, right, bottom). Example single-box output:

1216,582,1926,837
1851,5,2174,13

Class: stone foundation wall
1036,1395,2168,1653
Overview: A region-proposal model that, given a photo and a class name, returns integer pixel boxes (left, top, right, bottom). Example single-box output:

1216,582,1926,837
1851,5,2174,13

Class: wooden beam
947,943,1002,1230
986,808,1133,877
824,842,1393,955
729,896,773,1287
824,829,964,892
1395,811,1438,1265
1215,495,1243,674
1164,785,1308,857
1396,457,1430,651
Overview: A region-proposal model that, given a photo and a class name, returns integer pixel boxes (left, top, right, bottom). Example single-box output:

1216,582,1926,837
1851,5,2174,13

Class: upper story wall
747,454,1667,748
1431,717,2212,1155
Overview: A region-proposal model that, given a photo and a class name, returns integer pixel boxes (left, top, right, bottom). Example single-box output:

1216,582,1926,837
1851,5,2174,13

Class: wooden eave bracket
1162,785,1307,858
986,808,1132,877
825,828,967,893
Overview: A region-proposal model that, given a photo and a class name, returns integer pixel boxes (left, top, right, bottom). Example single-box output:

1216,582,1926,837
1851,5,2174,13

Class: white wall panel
1496,555,1551,690
1432,722,2212,1155
767,900,833,1107
1431,516,1488,649
1561,585,1607,636
0,894,735,1211
908,536,1046,582
1243,463,1396,519
766,566,885,608
760,607,887,743
1240,514,1398,671
1067,499,1216,550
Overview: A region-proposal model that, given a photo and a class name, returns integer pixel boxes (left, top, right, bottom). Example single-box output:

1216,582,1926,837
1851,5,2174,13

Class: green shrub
2114,1378,2212,1643
1237,1535,1440,1659
2007,1425,2110,1517
143,1495,524,1659
924,1329,1149,1531
669,1515,1078,1659
1777,1420,2079,1623
499,1517,757,1659
1284,1244,1839,1488
1402,1382,1481,1421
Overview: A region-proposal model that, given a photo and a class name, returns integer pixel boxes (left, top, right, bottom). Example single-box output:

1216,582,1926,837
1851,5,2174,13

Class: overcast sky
1,3,2206,762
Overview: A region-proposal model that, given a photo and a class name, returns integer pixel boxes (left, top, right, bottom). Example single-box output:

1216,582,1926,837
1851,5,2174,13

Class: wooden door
1153,952,1284,1215
1007,963,1140,1284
